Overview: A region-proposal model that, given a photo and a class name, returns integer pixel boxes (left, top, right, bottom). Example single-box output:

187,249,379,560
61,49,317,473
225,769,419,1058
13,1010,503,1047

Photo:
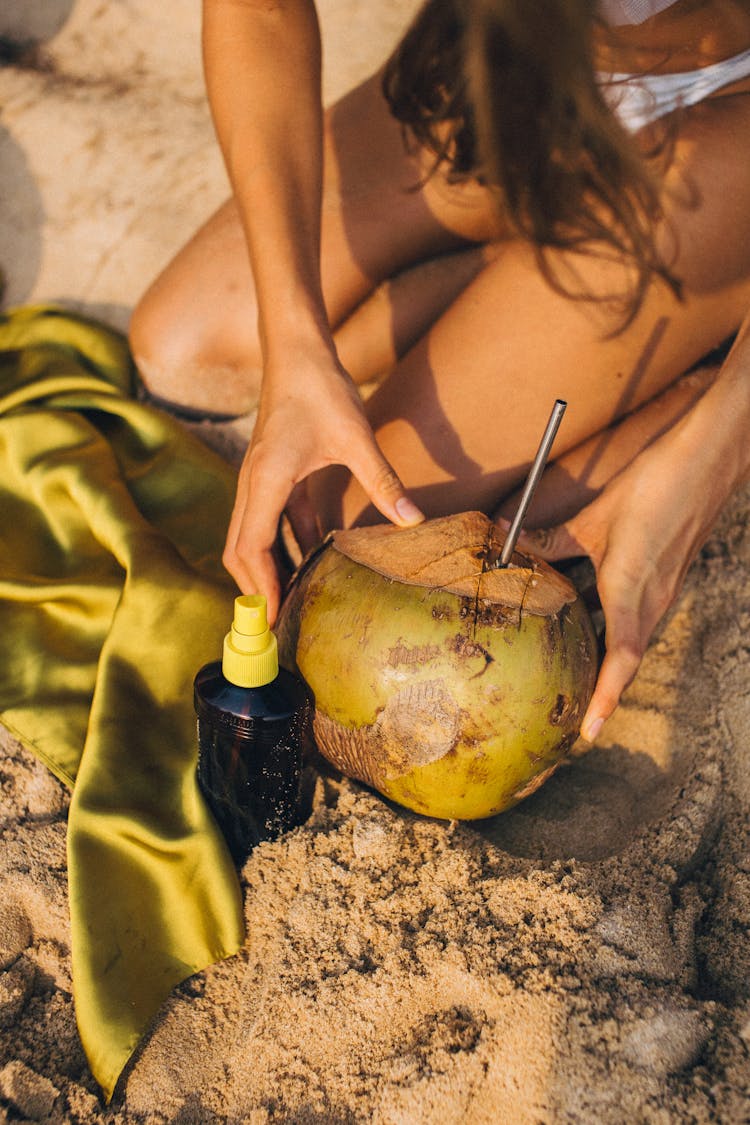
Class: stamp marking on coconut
387,641,442,668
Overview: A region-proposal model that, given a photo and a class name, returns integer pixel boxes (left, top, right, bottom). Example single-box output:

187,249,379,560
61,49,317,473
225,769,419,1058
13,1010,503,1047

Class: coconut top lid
222,594,279,687
332,511,577,616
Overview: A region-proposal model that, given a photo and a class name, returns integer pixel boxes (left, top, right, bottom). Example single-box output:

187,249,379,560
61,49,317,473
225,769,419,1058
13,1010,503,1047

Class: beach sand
1,2,750,1121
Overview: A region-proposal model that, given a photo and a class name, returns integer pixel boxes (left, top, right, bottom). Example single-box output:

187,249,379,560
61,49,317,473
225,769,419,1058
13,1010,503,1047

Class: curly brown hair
382,0,680,326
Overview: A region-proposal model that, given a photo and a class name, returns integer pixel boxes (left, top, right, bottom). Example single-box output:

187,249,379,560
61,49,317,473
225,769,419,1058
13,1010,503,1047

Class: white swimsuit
598,0,750,131
601,0,679,25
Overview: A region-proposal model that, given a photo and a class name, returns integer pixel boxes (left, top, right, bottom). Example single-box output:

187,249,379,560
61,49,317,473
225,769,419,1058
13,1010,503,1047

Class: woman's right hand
222,347,424,623
203,2,425,619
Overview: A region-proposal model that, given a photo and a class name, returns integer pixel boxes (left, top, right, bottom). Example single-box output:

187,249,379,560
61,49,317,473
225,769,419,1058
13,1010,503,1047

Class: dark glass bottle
194,595,312,865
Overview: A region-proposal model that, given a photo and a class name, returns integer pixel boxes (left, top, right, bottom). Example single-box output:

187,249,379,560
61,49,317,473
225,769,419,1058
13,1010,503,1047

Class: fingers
579,572,649,740
223,457,288,623
580,642,641,742
223,413,424,623
348,438,425,528
496,517,584,562
285,480,319,556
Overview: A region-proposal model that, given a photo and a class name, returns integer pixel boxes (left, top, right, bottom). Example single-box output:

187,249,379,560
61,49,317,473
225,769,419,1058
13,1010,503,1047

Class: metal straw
496,398,567,568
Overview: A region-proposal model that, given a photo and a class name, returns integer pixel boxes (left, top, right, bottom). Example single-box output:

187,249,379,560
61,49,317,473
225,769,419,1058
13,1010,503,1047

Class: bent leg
309,93,750,532
130,199,262,416
129,72,494,415
334,245,496,385
495,361,720,527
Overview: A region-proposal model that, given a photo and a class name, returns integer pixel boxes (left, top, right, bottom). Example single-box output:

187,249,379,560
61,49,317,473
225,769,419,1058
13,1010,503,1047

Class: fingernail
582,716,604,743
395,497,424,525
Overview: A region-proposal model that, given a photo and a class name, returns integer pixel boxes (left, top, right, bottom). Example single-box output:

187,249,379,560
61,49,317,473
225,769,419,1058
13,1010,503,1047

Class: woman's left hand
513,415,737,742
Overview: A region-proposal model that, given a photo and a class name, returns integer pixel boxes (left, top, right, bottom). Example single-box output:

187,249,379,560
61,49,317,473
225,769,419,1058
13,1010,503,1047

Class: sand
2,2,750,1122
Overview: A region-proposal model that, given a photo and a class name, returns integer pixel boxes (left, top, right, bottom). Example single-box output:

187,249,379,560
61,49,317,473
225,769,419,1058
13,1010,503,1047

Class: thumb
580,636,641,742
351,440,425,528
496,517,583,562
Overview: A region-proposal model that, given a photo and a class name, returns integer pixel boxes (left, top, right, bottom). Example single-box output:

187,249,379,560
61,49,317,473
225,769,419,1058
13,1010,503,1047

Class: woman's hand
204,2,425,622
223,350,424,623
513,406,741,742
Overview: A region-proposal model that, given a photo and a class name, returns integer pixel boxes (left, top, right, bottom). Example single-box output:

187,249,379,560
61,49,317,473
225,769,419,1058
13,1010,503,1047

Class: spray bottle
194,594,312,864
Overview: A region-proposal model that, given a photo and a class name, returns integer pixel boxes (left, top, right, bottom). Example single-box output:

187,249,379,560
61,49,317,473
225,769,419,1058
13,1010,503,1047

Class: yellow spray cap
222,594,279,687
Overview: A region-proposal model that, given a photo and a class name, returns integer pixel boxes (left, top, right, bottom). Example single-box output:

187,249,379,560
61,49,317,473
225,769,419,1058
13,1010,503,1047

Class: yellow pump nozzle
222,594,279,687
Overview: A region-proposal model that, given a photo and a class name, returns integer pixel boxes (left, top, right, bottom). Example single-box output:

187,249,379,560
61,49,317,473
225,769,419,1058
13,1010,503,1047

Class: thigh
311,93,750,530
132,71,500,374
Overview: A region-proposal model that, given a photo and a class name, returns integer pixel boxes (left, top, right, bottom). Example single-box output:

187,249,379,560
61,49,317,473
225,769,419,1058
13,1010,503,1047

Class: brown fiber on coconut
331,510,576,611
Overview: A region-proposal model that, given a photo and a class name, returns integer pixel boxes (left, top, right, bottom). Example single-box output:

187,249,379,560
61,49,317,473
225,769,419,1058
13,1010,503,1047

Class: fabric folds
0,306,245,1100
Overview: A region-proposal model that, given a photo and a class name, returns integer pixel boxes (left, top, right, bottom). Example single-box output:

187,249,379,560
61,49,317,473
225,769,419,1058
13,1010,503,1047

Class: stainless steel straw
496,398,567,568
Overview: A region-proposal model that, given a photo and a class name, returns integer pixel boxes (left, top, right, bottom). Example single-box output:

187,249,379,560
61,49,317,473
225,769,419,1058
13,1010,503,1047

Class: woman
129,0,750,743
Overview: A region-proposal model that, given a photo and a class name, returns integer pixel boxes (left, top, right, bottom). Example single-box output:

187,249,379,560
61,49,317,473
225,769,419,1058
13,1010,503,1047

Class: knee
128,288,185,397
128,284,263,415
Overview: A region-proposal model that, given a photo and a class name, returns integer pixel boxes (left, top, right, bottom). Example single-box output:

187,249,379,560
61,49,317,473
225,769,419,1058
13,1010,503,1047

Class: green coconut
276,511,598,821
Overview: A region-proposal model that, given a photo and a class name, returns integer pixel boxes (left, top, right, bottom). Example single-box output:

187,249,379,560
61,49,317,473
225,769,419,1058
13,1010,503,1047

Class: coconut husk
317,511,577,616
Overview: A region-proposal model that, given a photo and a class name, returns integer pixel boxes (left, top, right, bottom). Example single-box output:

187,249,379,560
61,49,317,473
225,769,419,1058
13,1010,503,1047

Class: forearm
202,0,331,366
674,312,750,504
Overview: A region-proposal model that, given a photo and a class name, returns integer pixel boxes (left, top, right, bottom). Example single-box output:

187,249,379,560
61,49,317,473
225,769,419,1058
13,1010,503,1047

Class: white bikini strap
600,0,677,26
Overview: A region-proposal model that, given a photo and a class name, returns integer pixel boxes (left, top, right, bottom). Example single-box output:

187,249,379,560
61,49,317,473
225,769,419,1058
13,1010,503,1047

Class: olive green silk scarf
0,306,244,1100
